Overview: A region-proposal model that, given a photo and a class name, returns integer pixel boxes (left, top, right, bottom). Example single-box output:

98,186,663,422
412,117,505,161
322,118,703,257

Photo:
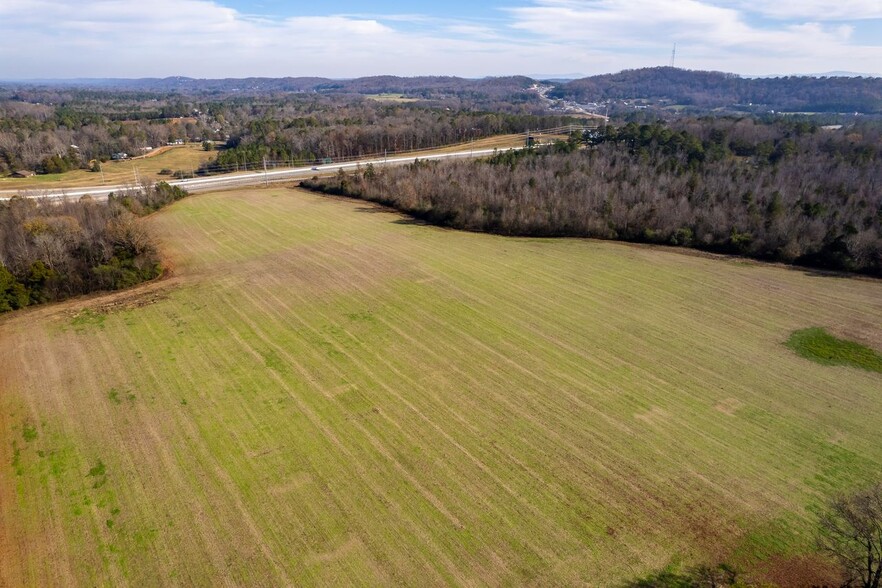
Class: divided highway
0,147,507,202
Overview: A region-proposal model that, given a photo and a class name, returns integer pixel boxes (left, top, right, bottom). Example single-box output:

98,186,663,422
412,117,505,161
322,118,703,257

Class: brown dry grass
0,145,214,191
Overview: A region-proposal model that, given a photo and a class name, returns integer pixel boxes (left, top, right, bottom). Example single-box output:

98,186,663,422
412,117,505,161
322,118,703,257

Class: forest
203,108,575,172
0,182,187,312
0,88,566,177
303,117,882,276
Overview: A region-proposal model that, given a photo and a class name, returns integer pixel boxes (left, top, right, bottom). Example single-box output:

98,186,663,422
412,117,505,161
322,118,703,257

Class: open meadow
0,145,215,191
2,187,881,585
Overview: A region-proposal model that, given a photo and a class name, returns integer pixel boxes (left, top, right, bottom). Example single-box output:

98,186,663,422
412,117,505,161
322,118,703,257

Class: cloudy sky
1,0,880,79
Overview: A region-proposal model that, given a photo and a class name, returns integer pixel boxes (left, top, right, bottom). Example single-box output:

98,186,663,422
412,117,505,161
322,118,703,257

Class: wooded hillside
552,67,882,113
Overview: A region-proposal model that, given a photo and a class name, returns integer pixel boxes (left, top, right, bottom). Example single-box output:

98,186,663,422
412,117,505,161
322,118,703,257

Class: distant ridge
750,71,880,79
3,68,881,113
0,75,535,95
552,67,882,113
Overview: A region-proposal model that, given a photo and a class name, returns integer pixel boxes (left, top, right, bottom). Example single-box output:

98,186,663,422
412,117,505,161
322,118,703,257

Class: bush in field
0,264,30,312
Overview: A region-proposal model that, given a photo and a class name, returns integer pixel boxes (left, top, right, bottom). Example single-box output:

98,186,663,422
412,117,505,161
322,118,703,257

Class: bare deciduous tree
819,483,882,588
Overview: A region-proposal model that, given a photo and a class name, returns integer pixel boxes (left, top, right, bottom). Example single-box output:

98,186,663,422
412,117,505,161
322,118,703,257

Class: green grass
786,327,882,373
1,187,880,586
70,309,106,331
21,423,38,442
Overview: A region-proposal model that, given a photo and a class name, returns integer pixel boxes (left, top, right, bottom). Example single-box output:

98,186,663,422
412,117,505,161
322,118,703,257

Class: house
11,170,35,178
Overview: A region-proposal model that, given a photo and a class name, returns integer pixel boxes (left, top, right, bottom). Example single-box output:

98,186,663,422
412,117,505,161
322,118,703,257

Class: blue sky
1,0,880,79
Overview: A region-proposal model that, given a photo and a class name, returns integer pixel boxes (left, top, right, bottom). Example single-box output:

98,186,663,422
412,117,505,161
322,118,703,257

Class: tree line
0,182,187,313
203,108,577,172
302,117,882,276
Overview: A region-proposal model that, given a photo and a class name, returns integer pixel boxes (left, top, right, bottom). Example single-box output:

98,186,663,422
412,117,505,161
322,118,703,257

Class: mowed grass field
0,145,215,191
2,187,882,586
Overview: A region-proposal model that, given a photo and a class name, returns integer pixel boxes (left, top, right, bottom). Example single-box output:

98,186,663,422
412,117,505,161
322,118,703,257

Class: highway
0,147,507,202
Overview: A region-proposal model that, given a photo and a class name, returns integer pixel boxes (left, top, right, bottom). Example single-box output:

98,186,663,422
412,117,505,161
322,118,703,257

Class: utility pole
263,156,269,187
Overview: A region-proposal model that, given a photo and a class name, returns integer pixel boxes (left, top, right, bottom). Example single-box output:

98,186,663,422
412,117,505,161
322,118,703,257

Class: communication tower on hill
670,43,677,68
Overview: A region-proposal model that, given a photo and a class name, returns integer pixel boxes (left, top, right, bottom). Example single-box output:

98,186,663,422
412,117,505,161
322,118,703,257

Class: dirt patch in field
306,534,360,564
0,274,181,334
267,472,314,496
684,507,747,564
130,145,174,160
714,398,742,416
75,283,176,316
828,320,882,355
634,406,670,426
751,553,842,587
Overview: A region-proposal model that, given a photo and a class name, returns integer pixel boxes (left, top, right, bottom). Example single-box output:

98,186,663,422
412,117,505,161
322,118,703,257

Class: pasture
363,94,420,103
0,145,215,191
2,187,881,585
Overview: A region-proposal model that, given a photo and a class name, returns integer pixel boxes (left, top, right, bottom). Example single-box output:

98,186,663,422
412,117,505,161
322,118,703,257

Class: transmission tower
670,43,677,68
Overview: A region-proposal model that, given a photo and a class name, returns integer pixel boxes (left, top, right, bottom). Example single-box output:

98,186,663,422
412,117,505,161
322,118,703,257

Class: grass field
363,94,420,103
2,187,881,586
0,145,215,191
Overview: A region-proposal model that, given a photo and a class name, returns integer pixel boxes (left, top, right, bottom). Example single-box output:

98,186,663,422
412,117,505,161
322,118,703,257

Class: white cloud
505,0,882,75
0,1,408,78
0,0,880,79
729,0,882,21
506,0,857,49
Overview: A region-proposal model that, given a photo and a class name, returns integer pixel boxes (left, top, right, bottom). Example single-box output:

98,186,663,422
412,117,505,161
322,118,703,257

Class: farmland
2,187,882,585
